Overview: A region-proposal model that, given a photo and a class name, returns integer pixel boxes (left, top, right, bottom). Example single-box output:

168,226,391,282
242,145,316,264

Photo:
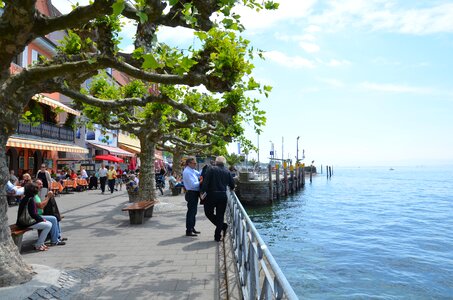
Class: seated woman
16,182,52,251
168,174,184,188
126,175,139,193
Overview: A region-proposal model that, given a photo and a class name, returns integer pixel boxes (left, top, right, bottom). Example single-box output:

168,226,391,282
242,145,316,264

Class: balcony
16,121,74,142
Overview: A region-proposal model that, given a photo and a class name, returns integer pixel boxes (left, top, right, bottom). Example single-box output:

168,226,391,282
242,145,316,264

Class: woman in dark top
16,182,52,251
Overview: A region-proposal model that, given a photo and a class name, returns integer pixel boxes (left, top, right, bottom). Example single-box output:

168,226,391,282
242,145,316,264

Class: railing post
226,190,299,300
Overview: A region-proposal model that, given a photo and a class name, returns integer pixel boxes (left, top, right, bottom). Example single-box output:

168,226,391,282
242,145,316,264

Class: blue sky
52,0,453,167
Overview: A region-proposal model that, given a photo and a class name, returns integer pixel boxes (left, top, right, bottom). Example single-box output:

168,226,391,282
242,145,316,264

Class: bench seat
122,200,158,224
10,224,33,252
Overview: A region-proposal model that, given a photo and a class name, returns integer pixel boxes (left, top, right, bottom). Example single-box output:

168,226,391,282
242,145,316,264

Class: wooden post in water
321,164,323,174
302,164,305,187
268,164,273,202
290,164,294,193
283,161,288,196
327,166,329,179
328,166,332,178
310,164,313,183
275,164,280,199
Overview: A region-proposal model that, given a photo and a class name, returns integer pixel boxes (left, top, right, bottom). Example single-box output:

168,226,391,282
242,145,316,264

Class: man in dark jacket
200,156,235,242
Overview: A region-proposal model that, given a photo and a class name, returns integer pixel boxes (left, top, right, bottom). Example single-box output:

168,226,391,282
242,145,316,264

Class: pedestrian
115,166,123,191
98,163,108,194
107,165,117,194
182,157,201,237
200,156,235,242
36,164,52,201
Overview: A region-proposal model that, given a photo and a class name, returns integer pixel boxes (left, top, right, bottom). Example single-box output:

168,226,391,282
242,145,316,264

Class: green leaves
58,30,82,55
142,53,161,70
264,1,279,10
111,0,125,17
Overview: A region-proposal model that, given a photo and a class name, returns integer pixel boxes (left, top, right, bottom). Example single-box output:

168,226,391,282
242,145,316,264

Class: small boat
389,168,394,171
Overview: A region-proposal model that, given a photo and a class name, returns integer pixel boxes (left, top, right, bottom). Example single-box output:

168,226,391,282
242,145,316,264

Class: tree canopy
0,0,276,287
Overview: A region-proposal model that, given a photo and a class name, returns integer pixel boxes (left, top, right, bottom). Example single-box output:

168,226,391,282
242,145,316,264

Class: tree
0,0,275,286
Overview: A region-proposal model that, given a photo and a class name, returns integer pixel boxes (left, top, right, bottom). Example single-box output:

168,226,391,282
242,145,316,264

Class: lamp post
269,140,274,161
296,136,300,163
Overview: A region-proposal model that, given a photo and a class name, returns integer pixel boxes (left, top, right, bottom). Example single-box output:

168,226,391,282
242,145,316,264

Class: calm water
246,166,453,299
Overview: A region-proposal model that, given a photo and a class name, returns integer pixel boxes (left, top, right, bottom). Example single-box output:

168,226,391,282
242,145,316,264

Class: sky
52,0,453,167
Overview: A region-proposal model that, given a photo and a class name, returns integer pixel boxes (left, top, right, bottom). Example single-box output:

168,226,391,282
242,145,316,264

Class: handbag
17,197,36,227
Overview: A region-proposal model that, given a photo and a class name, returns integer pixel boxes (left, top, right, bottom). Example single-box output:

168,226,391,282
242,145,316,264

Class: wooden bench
10,224,33,252
122,200,158,224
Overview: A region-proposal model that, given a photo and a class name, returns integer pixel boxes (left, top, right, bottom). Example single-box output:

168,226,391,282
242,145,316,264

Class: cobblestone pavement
3,188,222,300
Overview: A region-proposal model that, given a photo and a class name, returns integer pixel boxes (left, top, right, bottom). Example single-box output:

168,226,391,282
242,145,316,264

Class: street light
296,136,300,163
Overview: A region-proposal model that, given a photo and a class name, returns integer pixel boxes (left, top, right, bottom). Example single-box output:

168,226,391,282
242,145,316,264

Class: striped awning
118,143,141,154
7,137,88,153
33,94,80,116
87,142,134,157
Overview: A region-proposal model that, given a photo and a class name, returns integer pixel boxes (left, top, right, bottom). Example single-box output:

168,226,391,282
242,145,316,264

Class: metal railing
226,189,299,300
17,120,74,142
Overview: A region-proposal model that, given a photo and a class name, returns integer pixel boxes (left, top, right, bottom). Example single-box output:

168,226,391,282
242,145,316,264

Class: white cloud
263,51,315,69
360,82,435,94
317,77,344,88
233,0,317,30
324,59,351,67
299,42,320,53
309,0,453,35
157,26,194,45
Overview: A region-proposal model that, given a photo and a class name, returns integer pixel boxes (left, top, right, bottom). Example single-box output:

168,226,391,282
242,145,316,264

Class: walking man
98,163,108,194
200,156,235,242
182,157,201,237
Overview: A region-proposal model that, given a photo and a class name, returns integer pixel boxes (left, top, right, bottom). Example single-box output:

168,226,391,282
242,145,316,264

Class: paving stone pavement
3,188,223,300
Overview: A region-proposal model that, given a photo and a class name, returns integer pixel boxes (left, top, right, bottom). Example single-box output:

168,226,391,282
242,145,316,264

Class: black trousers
108,179,115,193
100,176,107,193
185,191,199,232
203,191,227,239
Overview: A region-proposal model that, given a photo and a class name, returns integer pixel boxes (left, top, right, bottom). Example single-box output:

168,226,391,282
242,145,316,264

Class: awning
7,137,88,153
87,142,133,157
33,94,80,116
118,143,141,154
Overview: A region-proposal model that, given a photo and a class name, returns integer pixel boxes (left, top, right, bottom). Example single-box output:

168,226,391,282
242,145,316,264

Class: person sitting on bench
16,182,52,251
34,179,66,246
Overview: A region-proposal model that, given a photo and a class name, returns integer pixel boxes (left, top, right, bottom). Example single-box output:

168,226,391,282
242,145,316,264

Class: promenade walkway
2,188,224,299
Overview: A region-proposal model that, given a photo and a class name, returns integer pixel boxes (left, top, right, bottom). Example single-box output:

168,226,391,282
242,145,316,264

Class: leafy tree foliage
0,0,275,286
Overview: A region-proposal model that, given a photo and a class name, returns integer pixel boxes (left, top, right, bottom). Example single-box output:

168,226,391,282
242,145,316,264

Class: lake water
246,166,453,299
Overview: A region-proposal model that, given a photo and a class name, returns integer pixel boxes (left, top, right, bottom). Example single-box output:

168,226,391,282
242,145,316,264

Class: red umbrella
94,154,124,163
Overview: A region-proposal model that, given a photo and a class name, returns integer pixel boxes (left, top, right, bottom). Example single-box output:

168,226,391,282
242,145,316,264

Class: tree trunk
137,136,157,201
172,151,183,177
0,131,34,287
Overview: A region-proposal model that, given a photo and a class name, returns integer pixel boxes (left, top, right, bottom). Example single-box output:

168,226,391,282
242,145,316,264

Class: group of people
7,165,67,252
96,164,138,194
182,156,235,242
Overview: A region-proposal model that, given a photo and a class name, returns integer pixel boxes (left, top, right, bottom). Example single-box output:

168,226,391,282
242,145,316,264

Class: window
31,50,45,64
12,46,28,67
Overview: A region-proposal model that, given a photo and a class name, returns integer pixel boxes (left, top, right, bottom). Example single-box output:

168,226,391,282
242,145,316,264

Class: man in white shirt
182,157,201,237
98,164,108,194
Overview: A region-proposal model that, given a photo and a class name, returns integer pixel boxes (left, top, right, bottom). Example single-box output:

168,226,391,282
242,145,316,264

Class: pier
236,163,317,205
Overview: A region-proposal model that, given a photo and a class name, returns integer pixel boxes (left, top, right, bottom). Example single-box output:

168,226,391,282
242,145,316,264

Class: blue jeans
185,191,199,231
42,215,61,243
30,220,52,247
